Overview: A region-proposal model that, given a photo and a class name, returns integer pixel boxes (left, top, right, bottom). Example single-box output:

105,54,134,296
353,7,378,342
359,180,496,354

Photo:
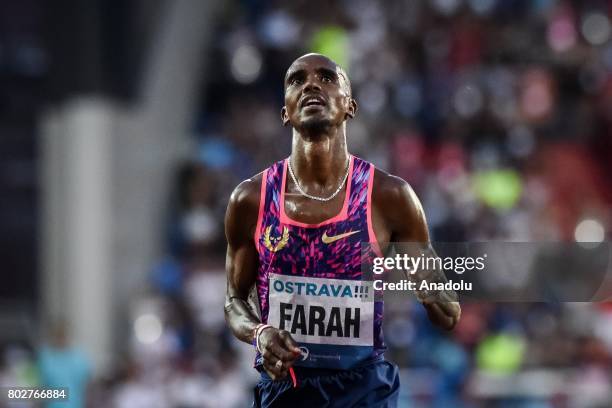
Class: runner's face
282,55,354,130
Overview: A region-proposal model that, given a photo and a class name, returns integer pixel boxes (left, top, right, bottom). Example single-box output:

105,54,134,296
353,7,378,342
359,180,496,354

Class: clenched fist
259,328,302,380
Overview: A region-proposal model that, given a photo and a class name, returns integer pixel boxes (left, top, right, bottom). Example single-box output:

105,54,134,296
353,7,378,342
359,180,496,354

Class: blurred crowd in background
3,0,612,407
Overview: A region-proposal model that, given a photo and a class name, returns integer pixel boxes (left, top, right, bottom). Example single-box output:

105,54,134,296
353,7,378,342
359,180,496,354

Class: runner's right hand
259,328,302,380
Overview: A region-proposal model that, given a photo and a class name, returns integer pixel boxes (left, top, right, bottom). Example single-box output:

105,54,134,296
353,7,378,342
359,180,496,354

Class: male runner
225,53,461,407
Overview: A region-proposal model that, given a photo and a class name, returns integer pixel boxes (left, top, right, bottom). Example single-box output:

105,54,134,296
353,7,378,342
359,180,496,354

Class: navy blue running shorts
253,359,400,408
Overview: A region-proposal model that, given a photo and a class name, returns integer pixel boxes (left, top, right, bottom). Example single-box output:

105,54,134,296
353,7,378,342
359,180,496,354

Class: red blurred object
534,143,609,240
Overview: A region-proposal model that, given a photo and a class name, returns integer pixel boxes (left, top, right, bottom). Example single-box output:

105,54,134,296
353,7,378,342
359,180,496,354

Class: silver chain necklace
288,157,350,202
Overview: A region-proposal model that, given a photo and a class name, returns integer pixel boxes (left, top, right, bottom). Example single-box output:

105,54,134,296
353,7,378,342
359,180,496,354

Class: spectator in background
170,161,222,258
38,321,91,408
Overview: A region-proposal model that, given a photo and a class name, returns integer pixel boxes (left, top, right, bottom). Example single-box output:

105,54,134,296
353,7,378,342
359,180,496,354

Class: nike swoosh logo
321,230,360,244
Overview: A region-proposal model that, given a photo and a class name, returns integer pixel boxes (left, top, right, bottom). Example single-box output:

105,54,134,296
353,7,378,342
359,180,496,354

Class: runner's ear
281,107,290,126
346,97,357,119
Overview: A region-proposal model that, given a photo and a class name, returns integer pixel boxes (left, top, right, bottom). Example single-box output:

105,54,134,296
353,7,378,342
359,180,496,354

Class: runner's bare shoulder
226,172,265,240
371,167,426,238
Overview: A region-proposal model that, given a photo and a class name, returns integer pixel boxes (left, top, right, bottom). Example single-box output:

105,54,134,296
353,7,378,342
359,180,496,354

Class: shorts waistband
257,354,385,382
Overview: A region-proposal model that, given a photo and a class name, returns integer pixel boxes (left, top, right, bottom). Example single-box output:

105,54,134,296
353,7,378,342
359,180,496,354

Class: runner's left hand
260,328,301,380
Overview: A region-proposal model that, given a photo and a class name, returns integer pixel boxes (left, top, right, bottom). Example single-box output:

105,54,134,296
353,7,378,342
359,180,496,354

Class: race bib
267,273,374,369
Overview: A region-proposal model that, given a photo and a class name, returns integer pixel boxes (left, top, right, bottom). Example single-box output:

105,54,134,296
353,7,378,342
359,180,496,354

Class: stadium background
2,0,612,407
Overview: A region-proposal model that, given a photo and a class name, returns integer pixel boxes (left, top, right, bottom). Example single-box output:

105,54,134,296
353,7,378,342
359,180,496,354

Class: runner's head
281,53,357,132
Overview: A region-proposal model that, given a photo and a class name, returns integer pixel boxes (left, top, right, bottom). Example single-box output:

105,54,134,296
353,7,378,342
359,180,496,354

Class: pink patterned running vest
253,155,385,369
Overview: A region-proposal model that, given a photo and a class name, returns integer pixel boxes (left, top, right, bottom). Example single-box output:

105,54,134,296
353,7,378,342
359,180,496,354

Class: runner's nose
303,76,321,93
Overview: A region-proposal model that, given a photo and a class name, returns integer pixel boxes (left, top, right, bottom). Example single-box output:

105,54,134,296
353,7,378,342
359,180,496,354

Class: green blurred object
473,169,523,210
309,26,349,70
16,360,39,386
476,333,525,374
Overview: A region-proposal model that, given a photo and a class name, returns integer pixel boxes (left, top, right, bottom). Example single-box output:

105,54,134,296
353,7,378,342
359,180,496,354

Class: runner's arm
380,175,461,330
224,177,301,379
224,179,262,344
